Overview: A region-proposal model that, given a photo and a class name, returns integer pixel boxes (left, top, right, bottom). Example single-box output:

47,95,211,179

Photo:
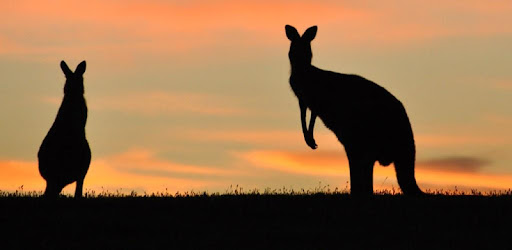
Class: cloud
91,92,244,116
234,149,512,191
417,156,491,173
236,150,350,177
0,149,511,194
101,148,242,179
0,0,368,59
493,81,512,91
415,134,507,147
0,160,44,191
179,128,345,151
85,157,218,194
483,114,512,126
0,148,244,194
414,170,512,191
181,128,509,177
2,0,511,62
182,128,511,153
358,1,512,41
238,150,493,178
42,91,244,116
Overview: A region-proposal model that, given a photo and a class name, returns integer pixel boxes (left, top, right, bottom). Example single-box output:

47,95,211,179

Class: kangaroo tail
390,102,424,196
394,142,424,196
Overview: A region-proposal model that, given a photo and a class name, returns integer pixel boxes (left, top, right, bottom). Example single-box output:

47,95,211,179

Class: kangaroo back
38,60,91,198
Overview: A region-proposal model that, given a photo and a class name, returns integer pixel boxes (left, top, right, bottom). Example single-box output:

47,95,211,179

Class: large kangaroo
285,25,423,196
38,61,91,198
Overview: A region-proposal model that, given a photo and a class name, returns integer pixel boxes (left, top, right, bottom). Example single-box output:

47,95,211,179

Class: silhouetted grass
3,183,512,198
2,186,512,249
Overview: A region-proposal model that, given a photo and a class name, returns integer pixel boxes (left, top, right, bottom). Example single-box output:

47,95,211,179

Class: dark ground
1,194,511,249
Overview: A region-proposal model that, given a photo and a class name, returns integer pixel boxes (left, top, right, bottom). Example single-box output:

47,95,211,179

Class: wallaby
38,61,91,198
285,25,423,196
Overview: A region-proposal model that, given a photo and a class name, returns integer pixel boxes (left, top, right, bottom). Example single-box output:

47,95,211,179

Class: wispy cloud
181,128,509,150
2,0,511,61
493,81,512,91
101,148,242,179
0,160,43,191
483,114,512,126
236,150,493,178
417,156,491,173
0,148,242,193
42,91,244,116
1,149,510,194
236,150,350,177
0,0,367,59
180,129,342,149
415,134,508,147
91,92,244,116
235,149,512,191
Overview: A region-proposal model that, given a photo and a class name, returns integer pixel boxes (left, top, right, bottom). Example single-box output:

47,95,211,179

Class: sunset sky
1,0,511,194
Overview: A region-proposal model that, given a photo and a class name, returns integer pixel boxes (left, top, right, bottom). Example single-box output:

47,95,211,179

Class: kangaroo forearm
308,112,317,135
300,100,308,135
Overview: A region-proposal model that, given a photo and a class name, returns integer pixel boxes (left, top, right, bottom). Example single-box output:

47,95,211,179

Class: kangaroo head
61,60,86,95
285,25,317,68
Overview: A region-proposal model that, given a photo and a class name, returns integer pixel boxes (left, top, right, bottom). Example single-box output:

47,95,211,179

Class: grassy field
1,188,511,249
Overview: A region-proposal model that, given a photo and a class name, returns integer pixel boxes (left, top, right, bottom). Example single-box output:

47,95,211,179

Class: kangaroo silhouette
38,61,91,198
285,25,423,196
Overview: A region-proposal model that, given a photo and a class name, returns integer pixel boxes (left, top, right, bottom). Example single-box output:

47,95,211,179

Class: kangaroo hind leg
346,148,375,196
44,181,64,198
75,178,84,198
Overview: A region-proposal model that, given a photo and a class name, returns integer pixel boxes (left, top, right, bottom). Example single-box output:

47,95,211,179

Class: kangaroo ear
285,25,300,41
75,61,86,76
302,26,317,41
60,61,73,77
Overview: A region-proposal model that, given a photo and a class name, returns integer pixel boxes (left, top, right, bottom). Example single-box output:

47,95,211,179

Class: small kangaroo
38,61,91,198
285,25,423,196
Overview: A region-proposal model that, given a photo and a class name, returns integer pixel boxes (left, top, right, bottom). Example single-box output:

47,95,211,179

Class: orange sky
1,0,511,194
